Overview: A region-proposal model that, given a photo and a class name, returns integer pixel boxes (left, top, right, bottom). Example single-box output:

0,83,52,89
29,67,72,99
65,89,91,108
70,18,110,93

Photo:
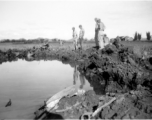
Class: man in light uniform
78,25,85,50
72,27,78,50
98,19,106,50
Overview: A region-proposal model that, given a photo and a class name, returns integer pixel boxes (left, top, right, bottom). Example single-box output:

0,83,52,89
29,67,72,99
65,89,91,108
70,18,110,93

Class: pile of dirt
78,41,152,93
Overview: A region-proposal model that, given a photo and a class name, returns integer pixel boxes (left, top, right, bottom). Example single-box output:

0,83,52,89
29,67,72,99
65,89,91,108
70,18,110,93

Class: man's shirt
73,31,78,39
99,22,105,31
79,28,85,38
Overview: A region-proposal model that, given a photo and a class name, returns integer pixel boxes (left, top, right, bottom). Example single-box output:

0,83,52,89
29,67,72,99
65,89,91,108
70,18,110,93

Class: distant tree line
0,37,94,44
0,38,49,43
0,38,68,44
146,32,151,41
134,31,151,41
134,32,142,41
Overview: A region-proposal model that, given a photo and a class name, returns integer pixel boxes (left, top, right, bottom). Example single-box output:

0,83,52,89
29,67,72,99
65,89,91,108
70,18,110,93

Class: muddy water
0,60,92,119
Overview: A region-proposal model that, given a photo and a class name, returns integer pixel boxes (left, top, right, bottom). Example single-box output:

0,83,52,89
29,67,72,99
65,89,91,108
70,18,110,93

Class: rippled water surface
0,60,92,119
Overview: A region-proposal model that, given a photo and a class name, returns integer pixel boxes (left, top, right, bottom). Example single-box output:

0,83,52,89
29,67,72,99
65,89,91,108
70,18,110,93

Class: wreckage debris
35,87,152,119
5,99,12,107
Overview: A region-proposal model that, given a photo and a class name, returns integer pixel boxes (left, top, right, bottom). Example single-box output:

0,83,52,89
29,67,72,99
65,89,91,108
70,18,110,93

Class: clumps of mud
0,49,24,64
71,40,152,119
34,40,152,119
78,40,152,93
35,88,152,119
0,44,82,64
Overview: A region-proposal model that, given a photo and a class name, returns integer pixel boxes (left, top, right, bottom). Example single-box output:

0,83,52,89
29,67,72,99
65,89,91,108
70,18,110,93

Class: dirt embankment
0,41,152,119
37,89,152,119
34,41,152,119
0,43,81,64
75,41,152,119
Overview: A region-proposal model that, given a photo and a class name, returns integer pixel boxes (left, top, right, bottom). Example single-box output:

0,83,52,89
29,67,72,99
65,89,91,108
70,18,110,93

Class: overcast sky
0,0,152,40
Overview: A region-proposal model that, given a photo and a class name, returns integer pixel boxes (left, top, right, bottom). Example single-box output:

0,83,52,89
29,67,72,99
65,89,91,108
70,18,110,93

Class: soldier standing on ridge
98,19,106,50
94,18,99,49
72,27,78,50
78,25,85,50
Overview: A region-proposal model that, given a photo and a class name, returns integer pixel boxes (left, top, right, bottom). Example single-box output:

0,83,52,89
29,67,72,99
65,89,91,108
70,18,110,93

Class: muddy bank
0,44,81,64
78,43,152,93
74,41,152,119
34,41,152,119
35,88,152,119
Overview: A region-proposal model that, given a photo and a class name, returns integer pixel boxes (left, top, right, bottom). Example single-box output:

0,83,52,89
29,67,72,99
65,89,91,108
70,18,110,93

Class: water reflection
87,76,106,95
73,64,86,94
73,64,106,95
0,60,92,119
0,58,106,119
80,71,106,95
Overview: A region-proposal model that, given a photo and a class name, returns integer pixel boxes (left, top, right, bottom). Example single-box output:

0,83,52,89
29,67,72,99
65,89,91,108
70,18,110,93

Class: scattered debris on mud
35,87,152,119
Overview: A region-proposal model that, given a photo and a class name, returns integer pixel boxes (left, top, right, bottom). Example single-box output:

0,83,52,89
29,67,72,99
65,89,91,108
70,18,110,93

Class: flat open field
0,42,94,51
1,41,152,59
0,41,152,50
121,41,152,50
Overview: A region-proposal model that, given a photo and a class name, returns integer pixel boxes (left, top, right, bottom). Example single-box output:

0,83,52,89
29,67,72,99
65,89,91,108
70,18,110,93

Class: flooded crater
0,60,92,119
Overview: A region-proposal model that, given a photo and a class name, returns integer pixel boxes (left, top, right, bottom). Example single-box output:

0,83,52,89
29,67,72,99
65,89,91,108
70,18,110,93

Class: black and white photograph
0,0,152,119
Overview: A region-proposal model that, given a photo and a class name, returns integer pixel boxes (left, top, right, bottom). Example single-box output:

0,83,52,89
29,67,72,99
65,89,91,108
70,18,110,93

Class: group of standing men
72,18,109,50
95,18,107,50
72,25,85,50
